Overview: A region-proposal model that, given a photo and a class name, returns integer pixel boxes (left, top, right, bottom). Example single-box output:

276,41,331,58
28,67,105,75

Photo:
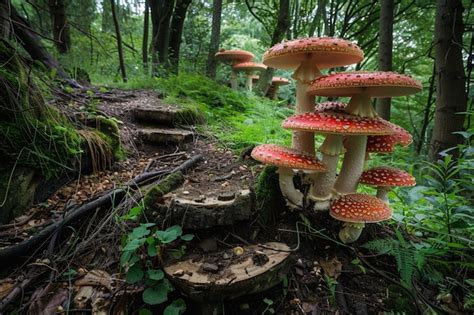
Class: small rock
217,192,235,201
202,263,219,273
173,269,184,277
221,181,229,187
182,190,190,195
222,252,231,260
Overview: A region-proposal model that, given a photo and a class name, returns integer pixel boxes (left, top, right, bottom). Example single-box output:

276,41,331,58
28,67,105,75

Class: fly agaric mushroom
330,193,392,243
308,71,421,195
263,38,364,155
359,167,416,203
215,49,255,90
267,77,290,100
251,144,326,209
366,121,413,153
282,111,395,209
232,62,268,91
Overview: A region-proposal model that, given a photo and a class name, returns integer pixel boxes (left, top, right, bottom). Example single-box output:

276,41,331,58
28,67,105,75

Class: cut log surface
139,127,194,144
156,189,254,229
164,242,291,302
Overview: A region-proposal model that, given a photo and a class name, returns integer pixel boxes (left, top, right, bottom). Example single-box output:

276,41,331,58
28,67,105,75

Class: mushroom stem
246,74,253,91
309,135,343,211
271,85,280,100
291,59,322,156
277,167,303,208
376,187,390,203
230,70,238,90
333,135,367,194
339,222,365,244
345,94,377,118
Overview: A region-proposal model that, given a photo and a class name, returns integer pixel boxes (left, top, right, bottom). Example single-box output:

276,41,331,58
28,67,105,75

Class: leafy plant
120,222,193,309
262,298,275,314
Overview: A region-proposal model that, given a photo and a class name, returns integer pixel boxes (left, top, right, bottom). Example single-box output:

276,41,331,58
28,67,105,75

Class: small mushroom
330,193,392,243
251,144,326,209
215,49,255,90
267,76,290,99
232,62,267,91
359,167,416,203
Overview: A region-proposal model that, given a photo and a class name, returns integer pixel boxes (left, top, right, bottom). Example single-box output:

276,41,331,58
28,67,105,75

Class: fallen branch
0,154,203,260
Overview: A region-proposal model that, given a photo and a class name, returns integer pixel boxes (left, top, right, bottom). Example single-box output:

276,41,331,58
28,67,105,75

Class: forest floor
0,89,432,314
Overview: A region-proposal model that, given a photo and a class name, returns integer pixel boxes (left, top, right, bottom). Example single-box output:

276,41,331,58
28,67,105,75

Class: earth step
153,189,254,229
132,104,203,126
139,127,194,145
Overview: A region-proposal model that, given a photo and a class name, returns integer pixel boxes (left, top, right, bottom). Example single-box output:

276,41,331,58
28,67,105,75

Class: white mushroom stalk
245,73,254,91
339,222,365,244
277,168,304,208
292,59,322,155
333,135,367,194
376,187,390,203
344,94,377,118
309,134,344,211
230,70,238,90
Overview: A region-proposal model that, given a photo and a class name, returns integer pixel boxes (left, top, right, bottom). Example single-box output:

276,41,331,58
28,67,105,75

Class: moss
255,165,286,224
175,106,206,126
94,116,126,160
143,172,185,209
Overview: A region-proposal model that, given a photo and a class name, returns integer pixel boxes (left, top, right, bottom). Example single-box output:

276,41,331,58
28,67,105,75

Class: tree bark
206,0,222,79
142,0,150,71
150,0,175,74
255,0,290,96
0,0,10,39
110,0,127,82
168,0,192,73
429,0,467,161
375,0,394,120
48,0,70,54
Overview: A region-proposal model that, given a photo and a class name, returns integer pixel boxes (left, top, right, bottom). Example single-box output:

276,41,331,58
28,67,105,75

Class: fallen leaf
320,257,342,279
75,270,112,291
0,278,15,299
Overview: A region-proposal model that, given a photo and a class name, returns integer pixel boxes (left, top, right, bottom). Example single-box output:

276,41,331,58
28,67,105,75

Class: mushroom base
339,222,365,244
277,168,303,209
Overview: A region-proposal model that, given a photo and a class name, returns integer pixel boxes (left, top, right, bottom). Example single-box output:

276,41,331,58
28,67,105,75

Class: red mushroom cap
272,77,290,86
251,144,326,171
215,49,254,63
330,193,392,223
263,37,364,70
308,71,422,97
233,61,268,72
366,122,413,153
282,111,395,136
314,101,347,113
359,167,416,187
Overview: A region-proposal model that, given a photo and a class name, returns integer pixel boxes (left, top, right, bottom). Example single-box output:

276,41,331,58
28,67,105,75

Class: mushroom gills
345,94,377,118
339,222,365,244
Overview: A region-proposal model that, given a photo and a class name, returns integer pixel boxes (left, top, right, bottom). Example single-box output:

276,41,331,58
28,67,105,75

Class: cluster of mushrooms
215,49,289,97
249,37,420,243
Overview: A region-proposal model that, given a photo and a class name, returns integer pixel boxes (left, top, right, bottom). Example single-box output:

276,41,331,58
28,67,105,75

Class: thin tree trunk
110,0,127,82
0,0,10,39
375,0,394,120
149,0,163,73
48,0,70,54
429,0,467,160
156,0,175,64
142,0,149,71
168,0,192,73
255,0,290,96
417,64,436,154
206,0,222,79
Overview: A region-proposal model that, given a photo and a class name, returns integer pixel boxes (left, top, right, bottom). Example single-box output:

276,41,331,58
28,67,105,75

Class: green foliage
120,204,193,308
255,165,286,223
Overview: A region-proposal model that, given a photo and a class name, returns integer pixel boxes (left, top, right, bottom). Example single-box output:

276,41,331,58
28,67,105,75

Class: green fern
363,231,425,289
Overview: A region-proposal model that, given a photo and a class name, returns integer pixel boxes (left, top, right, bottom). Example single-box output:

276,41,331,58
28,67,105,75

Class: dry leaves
320,257,343,279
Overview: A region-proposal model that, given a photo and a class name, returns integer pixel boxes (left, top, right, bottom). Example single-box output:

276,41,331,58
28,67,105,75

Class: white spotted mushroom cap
251,144,326,171
263,37,364,70
282,111,396,136
366,122,413,153
308,71,422,97
359,167,416,187
330,193,392,223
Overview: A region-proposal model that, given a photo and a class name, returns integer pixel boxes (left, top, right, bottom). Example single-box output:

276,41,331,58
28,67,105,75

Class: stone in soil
133,105,202,126
139,127,194,145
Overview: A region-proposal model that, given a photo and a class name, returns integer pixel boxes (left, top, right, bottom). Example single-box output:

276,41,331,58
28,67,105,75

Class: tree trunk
206,0,222,79
48,0,70,54
375,0,394,120
168,0,192,73
429,0,467,161
150,0,175,75
255,0,290,96
142,0,150,71
0,0,10,39
110,0,127,82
